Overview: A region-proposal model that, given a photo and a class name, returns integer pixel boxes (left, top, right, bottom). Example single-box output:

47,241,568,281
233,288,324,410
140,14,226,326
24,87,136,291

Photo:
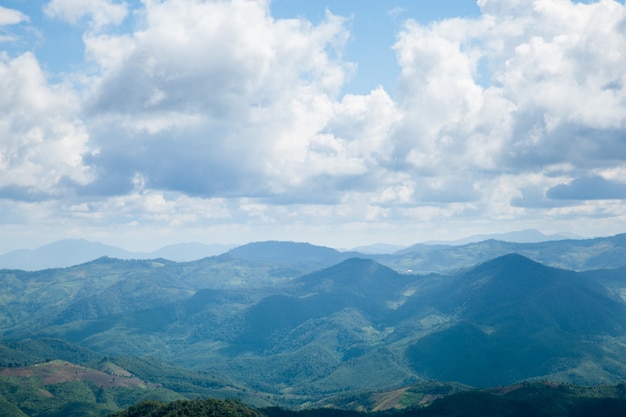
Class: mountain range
0,229,588,271
1,233,626,414
422,229,580,245
0,239,237,270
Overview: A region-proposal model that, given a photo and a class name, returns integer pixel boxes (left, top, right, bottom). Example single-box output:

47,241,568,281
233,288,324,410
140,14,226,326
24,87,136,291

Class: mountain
3,241,626,408
385,232,626,273
35,254,626,392
295,258,407,299
0,337,272,416
436,254,626,333
423,229,580,245
226,241,355,265
3,232,626,273
0,239,353,271
231,259,407,353
3,334,626,417
404,254,626,387
146,242,236,262
583,265,626,299
349,243,407,254
0,254,322,337
0,240,235,271
0,239,135,270
0,356,186,417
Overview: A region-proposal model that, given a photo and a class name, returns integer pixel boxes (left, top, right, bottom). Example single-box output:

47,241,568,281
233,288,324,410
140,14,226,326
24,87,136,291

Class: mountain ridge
17,253,626,391
0,239,236,271
2,230,620,271
420,229,581,246
3,242,626,409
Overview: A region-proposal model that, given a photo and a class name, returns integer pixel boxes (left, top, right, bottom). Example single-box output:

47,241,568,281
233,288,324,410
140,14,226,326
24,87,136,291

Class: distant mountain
349,243,407,254
386,232,626,273
423,229,580,245
148,242,236,261
0,240,235,270
0,239,135,270
4,232,625,273
227,240,357,265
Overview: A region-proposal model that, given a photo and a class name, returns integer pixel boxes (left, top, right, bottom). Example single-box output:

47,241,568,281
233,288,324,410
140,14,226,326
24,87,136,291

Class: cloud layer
1,0,626,248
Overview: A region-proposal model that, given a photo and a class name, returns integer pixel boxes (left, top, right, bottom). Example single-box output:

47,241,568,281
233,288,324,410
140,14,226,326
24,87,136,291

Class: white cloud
0,53,93,198
0,6,28,26
3,0,626,248
500,0,626,129
44,0,128,30
391,0,626,207
0,6,29,43
80,0,393,202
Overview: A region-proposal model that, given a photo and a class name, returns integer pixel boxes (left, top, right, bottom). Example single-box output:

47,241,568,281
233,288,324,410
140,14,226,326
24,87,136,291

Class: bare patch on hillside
0,360,153,388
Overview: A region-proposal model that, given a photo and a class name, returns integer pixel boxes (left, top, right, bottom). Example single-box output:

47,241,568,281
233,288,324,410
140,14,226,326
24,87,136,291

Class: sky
1,0,626,252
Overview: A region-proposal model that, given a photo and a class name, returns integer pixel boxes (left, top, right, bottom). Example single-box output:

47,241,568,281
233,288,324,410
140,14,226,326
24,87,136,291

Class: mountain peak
442,253,626,336
227,241,344,264
295,257,404,298
473,252,545,272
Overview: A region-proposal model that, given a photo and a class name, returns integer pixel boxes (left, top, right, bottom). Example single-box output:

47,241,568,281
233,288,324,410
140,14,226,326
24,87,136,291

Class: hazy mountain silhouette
422,229,579,245
227,241,357,265
149,242,236,261
3,232,626,273
0,239,234,270
387,233,626,272
0,239,135,270
349,243,406,254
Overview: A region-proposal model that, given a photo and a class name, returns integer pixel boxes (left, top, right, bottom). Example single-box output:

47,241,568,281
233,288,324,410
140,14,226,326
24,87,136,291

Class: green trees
109,398,264,417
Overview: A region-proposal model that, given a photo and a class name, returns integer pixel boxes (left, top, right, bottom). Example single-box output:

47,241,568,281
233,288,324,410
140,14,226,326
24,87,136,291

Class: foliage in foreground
109,383,626,417
108,398,264,417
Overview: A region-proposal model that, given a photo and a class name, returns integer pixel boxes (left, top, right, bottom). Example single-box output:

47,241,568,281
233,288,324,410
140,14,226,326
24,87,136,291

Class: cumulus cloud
40,0,626,211
44,0,128,30
391,0,626,208
0,52,93,200
80,0,393,202
3,0,626,246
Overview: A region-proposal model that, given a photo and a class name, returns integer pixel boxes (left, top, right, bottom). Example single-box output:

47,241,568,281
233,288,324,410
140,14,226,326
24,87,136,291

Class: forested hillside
2,235,626,414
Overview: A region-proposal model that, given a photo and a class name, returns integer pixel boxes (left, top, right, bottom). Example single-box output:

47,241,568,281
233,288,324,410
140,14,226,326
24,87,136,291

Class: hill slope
383,233,626,273
404,254,626,386
3,249,626,405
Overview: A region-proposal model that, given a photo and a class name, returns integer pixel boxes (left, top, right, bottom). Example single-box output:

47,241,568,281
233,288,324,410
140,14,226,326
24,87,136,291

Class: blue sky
1,0,625,252
270,0,482,94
